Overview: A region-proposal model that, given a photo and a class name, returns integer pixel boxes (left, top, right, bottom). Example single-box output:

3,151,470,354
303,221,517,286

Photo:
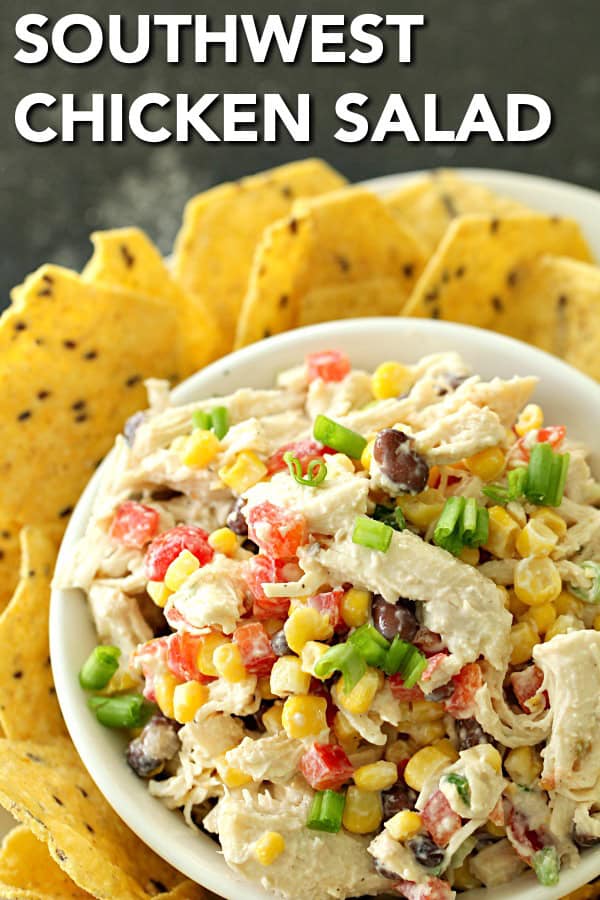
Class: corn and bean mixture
63,349,600,900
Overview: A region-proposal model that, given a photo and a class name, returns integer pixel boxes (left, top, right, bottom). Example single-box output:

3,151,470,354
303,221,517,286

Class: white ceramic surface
48,169,600,900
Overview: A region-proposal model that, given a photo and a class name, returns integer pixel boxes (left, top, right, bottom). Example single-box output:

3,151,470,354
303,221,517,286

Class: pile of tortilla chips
0,159,598,898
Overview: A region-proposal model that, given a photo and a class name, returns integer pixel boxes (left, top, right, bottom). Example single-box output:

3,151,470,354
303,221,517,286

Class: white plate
46,169,600,900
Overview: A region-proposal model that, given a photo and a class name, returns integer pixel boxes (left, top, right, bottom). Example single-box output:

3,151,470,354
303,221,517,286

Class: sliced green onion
400,647,427,688
545,451,570,507
570,561,600,604
483,465,528,505
373,504,406,532
465,506,489,548
525,443,570,507
79,645,121,691
532,846,560,886
313,415,367,460
88,694,153,729
352,516,393,553
433,496,465,556
306,789,346,833
349,624,390,667
444,773,471,807
283,452,328,487
211,406,229,440
192,410,212,431
382,635,411,676
314,643,366,693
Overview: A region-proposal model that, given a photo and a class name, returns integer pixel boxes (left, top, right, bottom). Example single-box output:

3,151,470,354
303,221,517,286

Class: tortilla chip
0,518,21,614
0,738,189,899
235,188,427,347
82,228,221,376
507,255,600,380
173,159,346,350
386,169,528,255
404,214,593,330
0,265,179,526
0,526,66,741
0,825,93,899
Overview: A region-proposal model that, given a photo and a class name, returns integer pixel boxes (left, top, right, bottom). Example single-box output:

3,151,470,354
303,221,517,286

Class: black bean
124,411,145,446
227,497,248,536
373,858,399,880
271,629,291,657
126,716,180,779
408,835,446,868
425,682,454,702
456,717,488,751
372,595,418,642
382,782,417,819
373,429,429,495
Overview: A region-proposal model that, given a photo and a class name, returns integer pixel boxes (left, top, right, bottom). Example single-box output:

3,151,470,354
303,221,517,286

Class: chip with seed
0,519,21,614
173,159,346,351
235,187,427,347
82,227,221,376
0,265,179,526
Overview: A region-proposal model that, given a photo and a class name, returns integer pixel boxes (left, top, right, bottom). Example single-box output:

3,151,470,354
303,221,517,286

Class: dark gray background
1,0,599,309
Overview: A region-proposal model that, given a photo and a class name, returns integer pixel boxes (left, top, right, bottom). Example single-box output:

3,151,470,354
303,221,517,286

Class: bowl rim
50,168,600,900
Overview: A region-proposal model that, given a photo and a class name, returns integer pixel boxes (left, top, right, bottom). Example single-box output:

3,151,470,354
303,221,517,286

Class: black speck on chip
424,289,438,303
279,295,289,309
85,822,95,833
289,218,298,235
35,338,44,345
63,340,77,350
26,752,43,763
59,506,73,519
77,786,89,798
12,670,23,679
120,244,135,268
17,410,32,421
550,215,561,224
74,413,88,423
280,185,293,199
125,374,142,388
37,287,53,297
403,263,414,279
263,328,272,338
149,880,168,893
506,269,518,287
0,551,4,561
441,269,450,284
52,794,64,806
491,296,504,312
455,266,466,278
14,321,27,332
83,349,98,360
42,273,54,284
336,255,351,273
37,389,51,400
431,307,441,319
558,294,568,308
71,399,86,411
29,569,36,578
440,192,458,218
490,218,500,233
56,849,67,862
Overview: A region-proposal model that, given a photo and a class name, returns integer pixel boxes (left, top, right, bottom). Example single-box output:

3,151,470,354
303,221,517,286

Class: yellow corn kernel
465,446,506,481
504,746,542,786
164,549,200,592
270,656,311,697
404,746,449,792
515,403,544,436
480,744,503,774
410,700,445,723
433,739,460,763
208,527,239,556
263,618,285,636
300,641,330,678
214,755,253,788
154,670,179,719
146,580,172,608
516,519,558,558
342,786,383,834
385,737,416,765
181,429,221,468
594,613,600,631
509,621,539,665
508,590,529,618
257,677,277,700
484,506,519,559
459,546,480,566
333,711,361,754
514,557,562,606
213,642,247,683
337,668,383,716
372,361,413,401
554,591,584,618
396,488,446,529
520,602,556,635
530,507,567,539
196,632,230,677
219,450,267,493
545,614,584,642
507,501,527,529
385,810,423,841
284,606,333,654
485,820,507,838
99,670,139,697
173,680,209,724
281,695,327,739
361,438,375,471
407,720,446,746
341,588,372,628
354,761,398,792
262,703,284,734
254,831,285,866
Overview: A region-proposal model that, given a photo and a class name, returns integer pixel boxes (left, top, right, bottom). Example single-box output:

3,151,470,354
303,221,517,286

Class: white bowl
51,317,600,900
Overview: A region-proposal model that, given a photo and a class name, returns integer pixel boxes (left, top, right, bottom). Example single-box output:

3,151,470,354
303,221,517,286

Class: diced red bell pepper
513,425,567,463
507,807,545,861
393,877,454,900
389,674,425,702
234,621,277,676
110,501,160,549
510,665,546,713
420,652,449,685
444,662,483,719
247,501,308,559
306,349,351,383
299,742,354,790
421,791,462,847
308,589,344,631
144,525,214,581
131,637,169,702
166,632,213,684
266,439,331,476
244,554,297,619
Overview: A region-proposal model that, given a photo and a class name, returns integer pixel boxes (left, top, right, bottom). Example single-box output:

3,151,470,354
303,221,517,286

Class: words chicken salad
57,348,600,900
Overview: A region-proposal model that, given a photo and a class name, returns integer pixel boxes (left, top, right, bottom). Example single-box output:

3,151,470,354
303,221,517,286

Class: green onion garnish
192,410,212,431
348,624,390,667
283,451,327,487
532,846,560,886
395,642,427,687
79,645,121,691
88,693,154,729
483,466,528,505
352,516,393,553
433,497,489,556
444,773,471,807
313,415,367,460
570,561,600,604
484,445,569,508
314,643,366,693
306,789,346,833
373,504,406,531
211,406,229,440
